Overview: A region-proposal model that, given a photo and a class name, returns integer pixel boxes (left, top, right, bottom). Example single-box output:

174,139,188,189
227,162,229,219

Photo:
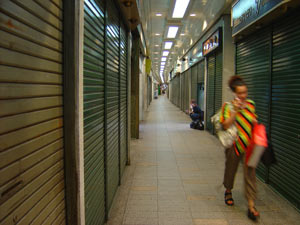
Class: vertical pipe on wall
63,0,85,224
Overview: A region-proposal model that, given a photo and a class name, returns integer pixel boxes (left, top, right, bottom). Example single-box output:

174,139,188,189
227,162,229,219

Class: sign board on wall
202,28,221,56
232,0,285,36
146,58,151,75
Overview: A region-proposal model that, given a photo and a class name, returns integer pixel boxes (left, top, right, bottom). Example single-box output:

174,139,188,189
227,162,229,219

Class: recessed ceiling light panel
167,26,178,38
162,51,169,56
164,42,173,49
172,0,190,18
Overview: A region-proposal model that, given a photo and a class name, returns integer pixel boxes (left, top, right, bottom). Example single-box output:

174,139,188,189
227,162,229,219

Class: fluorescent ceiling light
156,13,162,16
155,33,160,36
164,42,173,49
161,57,167,62
172,0,190,18
167,26,179,38
180,33,185,36
202,20,207,31
162,51,169,56
190,13,196,16
161,62,166,65
155,45,159,47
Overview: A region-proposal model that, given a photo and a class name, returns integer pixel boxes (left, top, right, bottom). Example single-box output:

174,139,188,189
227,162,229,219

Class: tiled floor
106,95,300,225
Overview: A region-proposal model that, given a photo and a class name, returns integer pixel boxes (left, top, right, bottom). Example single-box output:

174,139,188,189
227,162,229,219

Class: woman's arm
222,110,237,130
221,99,241,130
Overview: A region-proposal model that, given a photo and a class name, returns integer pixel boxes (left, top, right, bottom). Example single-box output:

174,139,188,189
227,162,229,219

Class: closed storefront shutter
236,28,271,180
185,70,190,112
215,51,223,111
0,1,66,224
120,23,128,176
206,55,216,133
197,60,205,83
180,73,184,111
83,1,106,224
269,13,300,208
191,65,198,101
106,1,121,211
177,78,179,106
197,60,205,109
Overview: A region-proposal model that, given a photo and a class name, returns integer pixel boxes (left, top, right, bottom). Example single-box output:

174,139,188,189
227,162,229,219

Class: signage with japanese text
202,29,221,56
232,0,285,36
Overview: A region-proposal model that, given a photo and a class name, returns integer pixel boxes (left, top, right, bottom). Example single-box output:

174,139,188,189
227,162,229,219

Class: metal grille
0,1,66,224
120,23,128,177
106,1,120,211
191,65,198,101
206,55,216,133
83,0,106,224
215,52,223,111
269,13,300,209
236,28,271,180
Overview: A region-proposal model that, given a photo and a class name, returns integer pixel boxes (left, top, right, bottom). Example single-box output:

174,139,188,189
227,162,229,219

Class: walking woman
220,75,259,220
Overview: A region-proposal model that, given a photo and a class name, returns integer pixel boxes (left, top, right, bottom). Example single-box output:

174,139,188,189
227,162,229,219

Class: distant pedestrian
220,75,259,221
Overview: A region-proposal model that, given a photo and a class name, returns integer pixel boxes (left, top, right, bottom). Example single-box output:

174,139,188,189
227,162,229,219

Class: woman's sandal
248,207,260,221
224,191,234,206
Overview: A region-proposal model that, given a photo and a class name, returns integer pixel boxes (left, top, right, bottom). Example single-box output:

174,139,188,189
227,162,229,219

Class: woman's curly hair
228,75,246,92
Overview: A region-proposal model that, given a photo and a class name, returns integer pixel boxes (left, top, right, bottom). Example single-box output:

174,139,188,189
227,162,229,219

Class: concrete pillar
222,15,235,103
131,31,140,139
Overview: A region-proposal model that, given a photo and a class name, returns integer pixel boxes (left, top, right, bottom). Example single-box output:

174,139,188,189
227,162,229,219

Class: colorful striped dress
219,99,257,155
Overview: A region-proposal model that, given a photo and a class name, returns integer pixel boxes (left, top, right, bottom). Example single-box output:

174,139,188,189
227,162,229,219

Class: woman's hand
233,98,245,111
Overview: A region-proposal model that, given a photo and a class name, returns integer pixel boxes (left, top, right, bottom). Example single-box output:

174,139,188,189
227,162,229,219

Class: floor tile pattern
106,96,300,225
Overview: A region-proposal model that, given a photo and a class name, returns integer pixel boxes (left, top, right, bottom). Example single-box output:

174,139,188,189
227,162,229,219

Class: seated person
189,100,203,122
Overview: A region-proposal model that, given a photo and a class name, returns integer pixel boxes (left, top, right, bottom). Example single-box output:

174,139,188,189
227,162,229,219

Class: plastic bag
246,124,268,167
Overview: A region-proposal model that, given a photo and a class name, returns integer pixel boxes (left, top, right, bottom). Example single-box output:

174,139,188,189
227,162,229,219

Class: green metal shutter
197,60,205,83
269,14,300,209
106,1,120,211
176,76,179,107
83,1,106,224
120,23,128,176
173,77,177,106
206,55,216,133
185,71,188,111
0,1,66,224
180,73,184,110
186,69,191,112
191,65,198,101
215,51,223,111
236,28,271,180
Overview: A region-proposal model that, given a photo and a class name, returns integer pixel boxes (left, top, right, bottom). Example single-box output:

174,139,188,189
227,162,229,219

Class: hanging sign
146,58,151,75
232,0,285,36
202,28,221,56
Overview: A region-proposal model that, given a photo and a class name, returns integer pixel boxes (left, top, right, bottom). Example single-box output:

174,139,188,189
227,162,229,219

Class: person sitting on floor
189,99,203,122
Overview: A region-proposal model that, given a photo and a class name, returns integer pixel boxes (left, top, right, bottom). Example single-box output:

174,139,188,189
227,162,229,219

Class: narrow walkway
107,96,300,225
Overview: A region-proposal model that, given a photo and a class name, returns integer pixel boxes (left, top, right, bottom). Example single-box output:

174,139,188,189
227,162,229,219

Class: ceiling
137,0,233,83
